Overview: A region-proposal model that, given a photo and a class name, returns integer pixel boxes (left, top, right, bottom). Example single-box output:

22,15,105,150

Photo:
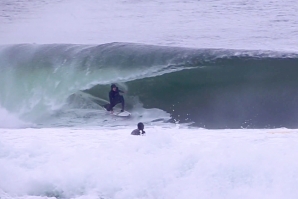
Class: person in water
107,84,125,112
131,122,146,135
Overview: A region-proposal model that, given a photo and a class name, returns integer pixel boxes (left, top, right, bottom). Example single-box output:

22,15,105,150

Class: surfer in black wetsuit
106,84,125,112
131,122,146,135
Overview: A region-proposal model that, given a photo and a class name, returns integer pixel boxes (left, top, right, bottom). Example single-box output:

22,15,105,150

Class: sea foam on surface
1,126,298,199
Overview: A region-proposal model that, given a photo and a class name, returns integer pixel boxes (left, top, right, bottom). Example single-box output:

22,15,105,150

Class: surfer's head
111,84,117,91
137,122,144,130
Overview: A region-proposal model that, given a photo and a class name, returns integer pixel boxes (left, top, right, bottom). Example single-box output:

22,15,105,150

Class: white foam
0,107,31,129
1,127,298,199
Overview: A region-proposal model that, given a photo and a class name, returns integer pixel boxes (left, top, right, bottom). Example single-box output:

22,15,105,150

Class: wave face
1,42,298,128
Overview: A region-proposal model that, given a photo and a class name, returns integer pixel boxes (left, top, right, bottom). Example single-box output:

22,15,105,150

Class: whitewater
1,0,298,198
1,127,298,199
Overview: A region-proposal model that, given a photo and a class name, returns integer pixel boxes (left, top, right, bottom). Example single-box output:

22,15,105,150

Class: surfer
107,84,125,112
131,122,146,135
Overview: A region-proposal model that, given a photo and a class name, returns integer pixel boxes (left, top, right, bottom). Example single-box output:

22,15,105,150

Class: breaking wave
1,42,298,128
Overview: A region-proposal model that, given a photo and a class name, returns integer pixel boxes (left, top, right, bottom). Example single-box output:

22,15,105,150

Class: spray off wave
0,42,298,128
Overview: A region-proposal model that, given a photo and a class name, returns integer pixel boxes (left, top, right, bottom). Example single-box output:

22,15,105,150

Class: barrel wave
1,42,298,128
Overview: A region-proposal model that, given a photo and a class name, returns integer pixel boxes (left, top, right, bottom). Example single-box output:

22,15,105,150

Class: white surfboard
100,102,131,117
112,110,131,117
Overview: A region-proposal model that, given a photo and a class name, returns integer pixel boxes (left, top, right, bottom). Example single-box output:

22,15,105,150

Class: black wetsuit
131,129,146,135
108,87,125,111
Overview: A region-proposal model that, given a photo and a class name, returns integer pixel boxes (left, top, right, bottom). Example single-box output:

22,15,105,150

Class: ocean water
1,0,298,198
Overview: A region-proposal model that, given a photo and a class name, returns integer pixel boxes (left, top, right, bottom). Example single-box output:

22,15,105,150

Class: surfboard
111,110,131,117
101,104,131,117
